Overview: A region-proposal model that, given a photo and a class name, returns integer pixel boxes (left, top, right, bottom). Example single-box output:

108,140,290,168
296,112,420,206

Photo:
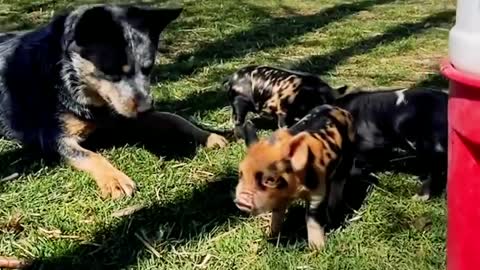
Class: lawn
0,0,453,269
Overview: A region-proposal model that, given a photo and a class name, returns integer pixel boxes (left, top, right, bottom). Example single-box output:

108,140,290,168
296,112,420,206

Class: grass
0,0,454,269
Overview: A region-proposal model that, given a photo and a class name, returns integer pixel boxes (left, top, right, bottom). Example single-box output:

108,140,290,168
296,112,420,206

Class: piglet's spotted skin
234,104,355,250
224,65,347,138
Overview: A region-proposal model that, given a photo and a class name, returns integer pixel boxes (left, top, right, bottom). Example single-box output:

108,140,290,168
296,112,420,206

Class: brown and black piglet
234,104,355,249
224,65,347,137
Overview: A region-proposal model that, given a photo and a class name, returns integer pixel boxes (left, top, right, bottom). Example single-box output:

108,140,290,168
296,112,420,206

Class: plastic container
441,60,480,270
448,0,480,76
443,1,480,268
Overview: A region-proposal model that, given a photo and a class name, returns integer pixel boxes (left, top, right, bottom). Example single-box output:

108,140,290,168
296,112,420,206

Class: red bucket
441,59,480,270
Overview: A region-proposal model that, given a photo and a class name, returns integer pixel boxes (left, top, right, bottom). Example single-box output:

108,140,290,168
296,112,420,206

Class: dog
224,65,347,136
234,104,355,249
334,87,448,200
0,4,227,199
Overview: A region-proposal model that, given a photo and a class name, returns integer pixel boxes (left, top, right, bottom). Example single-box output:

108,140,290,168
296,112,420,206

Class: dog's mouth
107,96,153,118
134,97,154,114
137,105,153,115
84,75,153,118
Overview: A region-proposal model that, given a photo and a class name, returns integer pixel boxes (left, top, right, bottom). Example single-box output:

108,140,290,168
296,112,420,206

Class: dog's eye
141,65,153,75
95,68,122,82
100,73,121,82
122,65,132,74
109,75,122,82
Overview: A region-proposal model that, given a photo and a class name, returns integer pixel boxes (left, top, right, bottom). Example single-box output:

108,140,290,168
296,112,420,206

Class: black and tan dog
234,104,355,249
224,65,347,136
0,4,227,199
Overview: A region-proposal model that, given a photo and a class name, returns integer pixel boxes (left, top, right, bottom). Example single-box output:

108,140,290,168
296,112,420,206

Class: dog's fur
234,104,355,249
334,87,448,200
0,4,227,199
224,65,347,136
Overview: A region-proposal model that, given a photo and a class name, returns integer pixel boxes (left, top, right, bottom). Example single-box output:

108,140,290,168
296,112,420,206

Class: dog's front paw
97,168,137,199
206,133,228,148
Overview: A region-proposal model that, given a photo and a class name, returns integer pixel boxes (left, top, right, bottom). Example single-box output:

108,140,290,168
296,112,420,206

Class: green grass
0,0,453,269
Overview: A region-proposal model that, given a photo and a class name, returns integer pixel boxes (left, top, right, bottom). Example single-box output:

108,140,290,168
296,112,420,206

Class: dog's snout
134,93,153,113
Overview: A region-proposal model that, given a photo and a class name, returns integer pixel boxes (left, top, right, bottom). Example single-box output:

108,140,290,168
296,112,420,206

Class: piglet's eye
276,176,288,189
262,176,279,188
265,177,275,184
238,171,243,179
255,172,263,182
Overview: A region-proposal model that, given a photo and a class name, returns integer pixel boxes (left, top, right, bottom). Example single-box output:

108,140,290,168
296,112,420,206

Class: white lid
449,0,480,76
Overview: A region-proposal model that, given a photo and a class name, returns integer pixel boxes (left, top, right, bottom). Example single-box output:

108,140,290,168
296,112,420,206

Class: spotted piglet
234,104,355,249
224,65,347,137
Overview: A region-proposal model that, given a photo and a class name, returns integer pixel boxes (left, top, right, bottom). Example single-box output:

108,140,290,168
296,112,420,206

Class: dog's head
234,123,309,215
66,5,182,117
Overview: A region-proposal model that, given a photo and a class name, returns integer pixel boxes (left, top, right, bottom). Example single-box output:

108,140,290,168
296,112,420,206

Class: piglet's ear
126,6,183,36
241,121,259,147
287,133,309,172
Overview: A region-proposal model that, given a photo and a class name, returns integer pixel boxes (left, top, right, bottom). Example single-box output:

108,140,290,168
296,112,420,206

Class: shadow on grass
21,161,379,268
152,0,398,84
0,113,234,182
27,171,240,270
0,1,69,32
155,9,454,119
0,147,53,188
274,173,378,248
149,0,402,120
153,89,230,117
411,73,448,89
291,10,455,74
0,0,140,32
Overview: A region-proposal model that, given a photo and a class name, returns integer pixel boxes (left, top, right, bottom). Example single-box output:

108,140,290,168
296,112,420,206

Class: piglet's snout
234,192,254,213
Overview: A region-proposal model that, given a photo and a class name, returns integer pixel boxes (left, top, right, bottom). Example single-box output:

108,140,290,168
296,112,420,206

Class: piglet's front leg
306,208,326,250
268,208,286,237
277,111,288,128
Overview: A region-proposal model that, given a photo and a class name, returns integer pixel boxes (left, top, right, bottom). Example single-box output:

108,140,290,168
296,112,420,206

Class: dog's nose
135,95,153,113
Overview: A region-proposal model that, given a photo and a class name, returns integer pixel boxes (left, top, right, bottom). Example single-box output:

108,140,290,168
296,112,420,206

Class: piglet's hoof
308,237,326,250
206,133,228,148
412,194,430,201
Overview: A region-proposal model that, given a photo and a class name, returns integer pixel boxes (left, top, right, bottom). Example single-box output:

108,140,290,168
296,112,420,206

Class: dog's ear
73,6,124,48
335,85,349,96
126,6,183,36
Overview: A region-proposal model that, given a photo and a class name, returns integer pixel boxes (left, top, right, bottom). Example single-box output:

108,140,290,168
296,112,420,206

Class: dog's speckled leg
58,113,135,199
135,111,228,148
59,137,136,199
